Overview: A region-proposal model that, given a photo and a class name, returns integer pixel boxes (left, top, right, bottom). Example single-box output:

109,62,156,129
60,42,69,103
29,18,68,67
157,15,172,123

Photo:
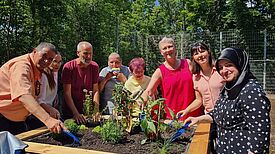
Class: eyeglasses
35,80,41,96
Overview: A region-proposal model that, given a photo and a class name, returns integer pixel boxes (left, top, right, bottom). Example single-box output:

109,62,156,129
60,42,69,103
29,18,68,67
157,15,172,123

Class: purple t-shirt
61,59,99,118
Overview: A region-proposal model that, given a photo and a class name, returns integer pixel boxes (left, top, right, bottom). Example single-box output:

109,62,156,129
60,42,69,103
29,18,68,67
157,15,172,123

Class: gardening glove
0,131,28,154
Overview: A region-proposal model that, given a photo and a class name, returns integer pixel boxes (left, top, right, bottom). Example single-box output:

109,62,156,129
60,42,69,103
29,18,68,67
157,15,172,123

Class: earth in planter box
25,119,195,154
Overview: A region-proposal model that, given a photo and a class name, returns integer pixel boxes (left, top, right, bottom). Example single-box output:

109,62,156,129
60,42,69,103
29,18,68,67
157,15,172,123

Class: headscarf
216,47,256,99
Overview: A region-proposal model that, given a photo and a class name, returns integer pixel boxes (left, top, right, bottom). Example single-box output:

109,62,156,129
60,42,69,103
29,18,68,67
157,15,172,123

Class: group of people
0,37,271,153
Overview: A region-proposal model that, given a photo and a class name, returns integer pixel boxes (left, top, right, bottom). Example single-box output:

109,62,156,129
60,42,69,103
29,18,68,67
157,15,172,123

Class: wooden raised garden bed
16,122,210,154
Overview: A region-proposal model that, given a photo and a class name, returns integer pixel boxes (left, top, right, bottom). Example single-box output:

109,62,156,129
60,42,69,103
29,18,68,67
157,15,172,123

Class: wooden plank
16,127,49,140
23,141,114,154
188,122,211,154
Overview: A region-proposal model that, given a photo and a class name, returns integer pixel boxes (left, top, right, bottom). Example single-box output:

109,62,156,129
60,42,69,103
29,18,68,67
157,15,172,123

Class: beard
80,57,91,65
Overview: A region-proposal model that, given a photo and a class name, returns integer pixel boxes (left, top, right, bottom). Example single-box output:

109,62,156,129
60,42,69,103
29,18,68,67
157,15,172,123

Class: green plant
112,83,137,132
83,89,95,117
64,119,80,134
100,120,123,143
140,97,166,144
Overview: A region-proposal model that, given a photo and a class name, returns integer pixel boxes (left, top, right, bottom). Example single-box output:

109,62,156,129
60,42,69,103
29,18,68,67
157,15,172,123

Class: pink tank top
159,59,202,120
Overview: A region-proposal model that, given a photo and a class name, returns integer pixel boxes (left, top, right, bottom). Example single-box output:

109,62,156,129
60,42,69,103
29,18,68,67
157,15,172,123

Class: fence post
219,31,223,52
263,29,267,90
180,32,184,58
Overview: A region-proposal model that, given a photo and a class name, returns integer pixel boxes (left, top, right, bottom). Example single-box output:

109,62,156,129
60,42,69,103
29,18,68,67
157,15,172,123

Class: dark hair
190,42,213,74
43,52,61,90
44,68,55,90
129,57,145,72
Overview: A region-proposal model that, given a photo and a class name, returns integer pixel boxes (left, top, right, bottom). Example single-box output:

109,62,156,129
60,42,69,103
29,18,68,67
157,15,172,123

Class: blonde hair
158,37,176,50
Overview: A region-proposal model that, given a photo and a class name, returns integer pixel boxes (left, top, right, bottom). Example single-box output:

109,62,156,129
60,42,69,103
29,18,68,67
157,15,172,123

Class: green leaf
141,138,147,145
167,107,175,119
147,121,156,134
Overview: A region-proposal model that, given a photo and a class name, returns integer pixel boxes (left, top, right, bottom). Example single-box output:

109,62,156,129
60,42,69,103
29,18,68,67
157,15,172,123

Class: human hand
49,107,61,119
176,109,187,119
45,117,66,134
105,72,114,81
183,117,199,127
93,112,101,122
73,113,86,124
116,73,127,82
248,151,254,154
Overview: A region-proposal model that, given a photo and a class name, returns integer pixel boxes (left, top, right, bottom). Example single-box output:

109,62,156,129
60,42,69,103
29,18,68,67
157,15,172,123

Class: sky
155,0,159,6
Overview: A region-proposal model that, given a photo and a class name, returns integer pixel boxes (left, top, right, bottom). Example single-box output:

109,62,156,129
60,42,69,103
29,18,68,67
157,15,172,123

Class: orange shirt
0,54,41,121
193,68,225,113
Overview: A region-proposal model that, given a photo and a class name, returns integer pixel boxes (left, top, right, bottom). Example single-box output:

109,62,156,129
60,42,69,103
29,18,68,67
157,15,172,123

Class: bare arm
63,83,86,124
186,59,193,71
99,72,113,92
19,94,65,133
177,90,203,117
142,68,162,102
93,83,100,112
184,114,213,127
40,103,60,119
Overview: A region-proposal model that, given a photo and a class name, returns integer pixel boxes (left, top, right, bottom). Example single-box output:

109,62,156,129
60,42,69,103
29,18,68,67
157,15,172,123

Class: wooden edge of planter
23,141,115,154
16,127,49,140
16,119,210,154
187,122,211,154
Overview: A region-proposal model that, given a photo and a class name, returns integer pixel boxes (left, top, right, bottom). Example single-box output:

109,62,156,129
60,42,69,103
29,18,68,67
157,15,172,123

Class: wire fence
141,30,275,93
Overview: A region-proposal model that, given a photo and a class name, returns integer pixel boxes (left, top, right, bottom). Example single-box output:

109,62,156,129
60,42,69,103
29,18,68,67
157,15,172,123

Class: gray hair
36,42,57,54
108,52,121,61
77,41,93,51
158,37,176,50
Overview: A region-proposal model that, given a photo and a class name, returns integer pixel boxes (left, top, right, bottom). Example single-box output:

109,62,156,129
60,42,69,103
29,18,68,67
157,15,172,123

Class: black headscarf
216,47,256,99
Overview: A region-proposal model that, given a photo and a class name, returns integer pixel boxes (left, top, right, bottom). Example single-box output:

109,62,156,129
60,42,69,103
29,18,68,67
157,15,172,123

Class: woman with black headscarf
185,47,271,154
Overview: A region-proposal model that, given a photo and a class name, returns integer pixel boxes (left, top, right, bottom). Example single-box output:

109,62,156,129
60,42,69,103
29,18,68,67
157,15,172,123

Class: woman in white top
37,53,62,119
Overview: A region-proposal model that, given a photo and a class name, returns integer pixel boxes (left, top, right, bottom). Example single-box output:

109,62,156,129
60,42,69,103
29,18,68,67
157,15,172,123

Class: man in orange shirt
0,42,66,135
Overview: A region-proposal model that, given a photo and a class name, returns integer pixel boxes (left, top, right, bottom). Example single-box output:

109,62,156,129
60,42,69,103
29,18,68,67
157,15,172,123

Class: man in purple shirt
61,41,100,124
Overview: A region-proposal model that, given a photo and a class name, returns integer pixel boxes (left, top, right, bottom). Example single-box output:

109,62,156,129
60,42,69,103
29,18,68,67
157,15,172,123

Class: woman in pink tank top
142,37,202,121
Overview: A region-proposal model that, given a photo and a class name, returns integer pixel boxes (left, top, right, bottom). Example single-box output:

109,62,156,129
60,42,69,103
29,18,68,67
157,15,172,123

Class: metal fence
144,30,275,93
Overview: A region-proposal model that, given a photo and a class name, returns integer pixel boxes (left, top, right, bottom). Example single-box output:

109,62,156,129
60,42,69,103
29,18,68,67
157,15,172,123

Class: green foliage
112,83,140,132
64,119,80,134
100,120,123,143
79,124,88,131
83,89,95,117
92,125,102,133
140,97,166,141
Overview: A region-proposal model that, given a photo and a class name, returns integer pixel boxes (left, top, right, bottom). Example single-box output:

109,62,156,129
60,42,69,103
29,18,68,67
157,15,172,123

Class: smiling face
50,54,62,72
192,48,210,66
159,42,177,60
218,59,240,82
33,47,56,71
132,67,144,81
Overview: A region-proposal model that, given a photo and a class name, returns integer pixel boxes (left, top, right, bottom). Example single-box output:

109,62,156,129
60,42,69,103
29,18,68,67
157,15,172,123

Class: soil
25,125,194,154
